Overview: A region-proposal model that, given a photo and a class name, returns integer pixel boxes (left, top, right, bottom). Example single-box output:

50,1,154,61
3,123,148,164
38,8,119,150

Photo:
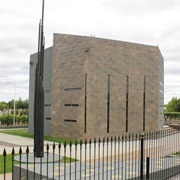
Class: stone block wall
51,34,164,140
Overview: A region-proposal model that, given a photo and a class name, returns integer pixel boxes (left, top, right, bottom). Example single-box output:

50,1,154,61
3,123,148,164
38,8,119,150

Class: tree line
0,98,28,111
165,97,180,120
0,98,28,126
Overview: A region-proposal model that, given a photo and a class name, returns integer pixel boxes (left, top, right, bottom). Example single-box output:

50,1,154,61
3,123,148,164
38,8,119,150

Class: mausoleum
29,34,164,140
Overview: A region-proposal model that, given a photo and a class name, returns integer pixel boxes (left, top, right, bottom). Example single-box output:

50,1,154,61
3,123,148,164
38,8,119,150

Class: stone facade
51,34,164,140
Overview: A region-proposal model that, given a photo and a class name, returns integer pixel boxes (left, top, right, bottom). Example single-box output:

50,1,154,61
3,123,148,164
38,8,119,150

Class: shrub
0,115,13,126
164,112,180,120
0,114,28,126
20,115,28,124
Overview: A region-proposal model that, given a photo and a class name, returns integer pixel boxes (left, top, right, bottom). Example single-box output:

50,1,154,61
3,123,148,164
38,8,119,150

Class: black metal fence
1,129,180,180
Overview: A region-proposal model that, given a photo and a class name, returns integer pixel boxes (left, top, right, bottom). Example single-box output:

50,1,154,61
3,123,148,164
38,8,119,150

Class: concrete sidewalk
0,131,54,155
0,130,56,180
0,173,12,180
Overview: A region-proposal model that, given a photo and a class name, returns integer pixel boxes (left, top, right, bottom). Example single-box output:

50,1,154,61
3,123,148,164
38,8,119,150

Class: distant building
29,34,164,140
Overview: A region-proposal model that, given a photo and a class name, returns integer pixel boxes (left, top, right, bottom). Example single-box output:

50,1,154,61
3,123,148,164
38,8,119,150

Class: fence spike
125,134,128,140
85,139,87,145
70,141,72,147
107,137,109,142
46,143,49,151
58,142,61,149
26,146,29,154
33,147,36,156
103,137,105,144
19,147,22,155
122,135,124,141
111,136,113,143
98,138,101,144
11,148,15,156
53,143,56,150
64,141,67,148
3,149,7,157
75,140,77,146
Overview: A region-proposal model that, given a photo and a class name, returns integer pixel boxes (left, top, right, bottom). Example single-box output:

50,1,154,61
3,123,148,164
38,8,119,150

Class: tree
16,98,28,109
165,97,180,112
7,98,29,109
7,99,14,109
0,102,8,111
16,97,23,109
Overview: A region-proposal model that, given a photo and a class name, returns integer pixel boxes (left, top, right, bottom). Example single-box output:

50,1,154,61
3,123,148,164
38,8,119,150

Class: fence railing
1,129,180,180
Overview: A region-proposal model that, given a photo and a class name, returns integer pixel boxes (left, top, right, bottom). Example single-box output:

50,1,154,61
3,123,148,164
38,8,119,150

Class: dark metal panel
34,0,45,158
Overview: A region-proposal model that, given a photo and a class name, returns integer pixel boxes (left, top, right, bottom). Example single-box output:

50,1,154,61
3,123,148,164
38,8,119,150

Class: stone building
29,33,164,140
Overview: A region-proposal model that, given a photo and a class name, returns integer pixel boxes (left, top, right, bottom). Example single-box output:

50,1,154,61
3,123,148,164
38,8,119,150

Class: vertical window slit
143,77,146,131
126,76,129,132
84,73,87,133
107,74,110,133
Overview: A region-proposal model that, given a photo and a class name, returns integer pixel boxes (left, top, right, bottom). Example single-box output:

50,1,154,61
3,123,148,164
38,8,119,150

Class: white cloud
0,0,180,104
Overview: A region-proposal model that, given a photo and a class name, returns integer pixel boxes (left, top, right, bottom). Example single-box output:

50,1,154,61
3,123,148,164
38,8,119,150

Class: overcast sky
0,0,180,104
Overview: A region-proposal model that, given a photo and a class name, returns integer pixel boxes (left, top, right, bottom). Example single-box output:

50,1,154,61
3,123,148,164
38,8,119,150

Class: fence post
146,157,150,180
3,149,6,180
140,133,144,180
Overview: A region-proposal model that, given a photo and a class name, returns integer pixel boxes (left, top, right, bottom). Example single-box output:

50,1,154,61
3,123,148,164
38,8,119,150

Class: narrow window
64,119,77,122
143,77,146,131
84,73,87,133
64,87,81,91
107,74,110,133
64,104,79,107
72,104,79,107
126,76,129,132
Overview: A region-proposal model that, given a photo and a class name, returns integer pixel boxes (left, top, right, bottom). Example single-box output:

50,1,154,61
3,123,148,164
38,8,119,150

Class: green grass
0,129,34,138
173,152,180,156
0,130,79,175
163,152,180,158
0,129,78,144
0,154,18,174
0,154,77,174
44,135,78,144
61,156,78,163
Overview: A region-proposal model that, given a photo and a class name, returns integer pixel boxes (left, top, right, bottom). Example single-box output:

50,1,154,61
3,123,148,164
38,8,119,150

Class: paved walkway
0,130,54,155
0,130,55,180
0,173,12,180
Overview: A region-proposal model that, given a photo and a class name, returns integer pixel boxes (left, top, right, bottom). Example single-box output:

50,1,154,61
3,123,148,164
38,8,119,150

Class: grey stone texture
51,34,164,140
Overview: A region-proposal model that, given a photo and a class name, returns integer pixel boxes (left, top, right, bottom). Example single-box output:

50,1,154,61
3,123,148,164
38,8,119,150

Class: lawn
0,129,33,138
173,152,180,156
0,154,18,174
0,128,78,144
0,153,77,174
0,129,79,175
